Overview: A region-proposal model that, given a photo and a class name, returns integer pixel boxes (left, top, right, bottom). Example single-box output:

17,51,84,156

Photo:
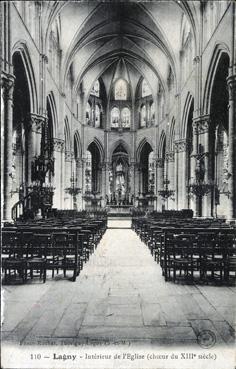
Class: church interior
1,0,236,351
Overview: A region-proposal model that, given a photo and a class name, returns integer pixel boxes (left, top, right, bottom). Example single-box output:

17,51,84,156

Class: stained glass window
121,107,131,128
148,151,155,193
95,104,100,128
142,79,151,98
85,150,92,192
115,79,127,100
111,107,120,128
140,105,146,127
150,102,155,123
91,80,100,97
86,102,91,124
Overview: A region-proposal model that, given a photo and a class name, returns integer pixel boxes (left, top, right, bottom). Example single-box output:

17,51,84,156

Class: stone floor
2,228,236,347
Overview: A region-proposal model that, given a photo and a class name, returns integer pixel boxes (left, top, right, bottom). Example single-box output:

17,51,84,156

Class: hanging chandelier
158,178,175,200
65,172,81,196
187,153,215,198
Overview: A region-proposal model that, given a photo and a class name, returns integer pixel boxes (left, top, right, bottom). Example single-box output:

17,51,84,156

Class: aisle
2,229,235,346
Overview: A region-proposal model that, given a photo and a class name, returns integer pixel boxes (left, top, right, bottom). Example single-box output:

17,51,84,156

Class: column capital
155,158,164,168
40,53,48,64
53,138,65,152
165,151,175,162
227,73,236,100
193,55,200,65
104,162,111,171
65,150,72,161
174,139,190,153
76,158,83,168
100,162,107,171
1,73,15,100
28,113,46,132
192,115,211,134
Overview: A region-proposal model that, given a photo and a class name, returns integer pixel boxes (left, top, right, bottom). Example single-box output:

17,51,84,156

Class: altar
107,204,133,216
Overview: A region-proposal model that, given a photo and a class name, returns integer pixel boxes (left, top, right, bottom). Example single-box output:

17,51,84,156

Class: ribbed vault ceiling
44,1,200,97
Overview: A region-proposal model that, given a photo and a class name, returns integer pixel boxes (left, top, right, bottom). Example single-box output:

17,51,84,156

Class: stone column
197,116,211,217
100,162,106,207
2,75,14,221
30,114,45,157
174,140,188,210
129,161,135,197
52,138,64,209
156,158,164,211
75,158,83,210
27,113,44,185
134,163,140,206
166,151,175,209
227,72,236,219
64,150,72,209
103,161,111,205
189,121,198,214
82,158,87,210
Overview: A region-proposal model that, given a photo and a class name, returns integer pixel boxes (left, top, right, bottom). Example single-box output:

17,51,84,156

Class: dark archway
87,142,101,193
12,52,31,200
209,53,230,217
139,142,154,195
186,99,194,210
110,144,130,204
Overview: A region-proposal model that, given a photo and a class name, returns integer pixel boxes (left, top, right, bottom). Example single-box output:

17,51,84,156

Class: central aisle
2,229,235,346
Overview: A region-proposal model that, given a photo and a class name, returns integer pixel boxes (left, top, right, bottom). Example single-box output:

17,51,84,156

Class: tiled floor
2,229,236,347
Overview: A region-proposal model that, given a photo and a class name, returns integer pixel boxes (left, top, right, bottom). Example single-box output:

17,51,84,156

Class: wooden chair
52,232,68,278
200,233,225,284
25,233,47,283
2,231,27,284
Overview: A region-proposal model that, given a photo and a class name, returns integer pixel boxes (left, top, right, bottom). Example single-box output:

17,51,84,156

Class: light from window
86,102,91,124
148,151,155,193
115,79,127,100
95,104,101,128
150,102,155,123
142,79,151,98
91,80,100,97
111,107,120,128
121,107,131,128
85,150,92,192
140,105,146,127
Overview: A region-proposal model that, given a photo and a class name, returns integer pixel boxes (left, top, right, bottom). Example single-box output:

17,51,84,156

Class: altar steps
107,216,131,229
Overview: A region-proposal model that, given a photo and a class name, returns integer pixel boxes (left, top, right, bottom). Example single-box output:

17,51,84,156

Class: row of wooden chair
132,215,236,284
2,217,107,284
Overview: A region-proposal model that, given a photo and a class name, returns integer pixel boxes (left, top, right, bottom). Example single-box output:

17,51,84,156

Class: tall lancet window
140,104,146,127
85,150,92,192
142,79,151,98
111,107,120,128
115,79,127,100
86,102,91,124
150,102,155,123
95,104,101,128
121,107,131,128
91,80,100,97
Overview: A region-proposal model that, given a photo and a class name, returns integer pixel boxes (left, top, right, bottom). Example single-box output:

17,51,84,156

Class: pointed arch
158,130,166,158
110,139,131,162
12,41,38,113
87,137,104,162
203,43,230,115
64,116,71,152
181,93,194,139
46,92,58,137
169,117,176,152
136,138,153,163
74,130,82,159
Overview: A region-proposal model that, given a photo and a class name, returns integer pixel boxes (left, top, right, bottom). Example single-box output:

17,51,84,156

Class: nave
2,228,235,346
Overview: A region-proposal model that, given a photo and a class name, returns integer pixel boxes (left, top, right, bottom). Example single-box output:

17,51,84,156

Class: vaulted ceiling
44,1,200,98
